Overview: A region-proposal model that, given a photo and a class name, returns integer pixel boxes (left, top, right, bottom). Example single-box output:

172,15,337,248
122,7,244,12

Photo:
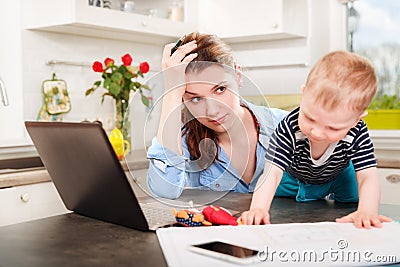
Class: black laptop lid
25,121,149,231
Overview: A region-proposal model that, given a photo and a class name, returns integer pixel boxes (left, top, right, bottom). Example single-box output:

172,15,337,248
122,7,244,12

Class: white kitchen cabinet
0,1,30,148
22,0,197,44
378,168,400,205
0,182,68,227
198,0,308,43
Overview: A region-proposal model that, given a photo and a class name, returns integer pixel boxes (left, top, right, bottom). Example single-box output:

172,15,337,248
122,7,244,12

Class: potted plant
86,53,151,146
363,94,400,129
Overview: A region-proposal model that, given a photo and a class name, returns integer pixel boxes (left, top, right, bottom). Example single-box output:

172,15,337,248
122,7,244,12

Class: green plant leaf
85,88,95,96
103,78,111,88
111,72,123,83
368,94,400,110
141,95,150,107
94,80,101,87
124,72,133,79
141,84,151,90
109,82,121,96
118,65,128,74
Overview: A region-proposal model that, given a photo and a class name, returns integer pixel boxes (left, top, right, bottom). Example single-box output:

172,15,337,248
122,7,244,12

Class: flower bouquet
86,53,151,145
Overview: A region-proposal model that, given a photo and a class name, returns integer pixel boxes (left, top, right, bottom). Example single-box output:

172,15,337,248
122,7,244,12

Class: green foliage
368,94,400,110
85,57,151,107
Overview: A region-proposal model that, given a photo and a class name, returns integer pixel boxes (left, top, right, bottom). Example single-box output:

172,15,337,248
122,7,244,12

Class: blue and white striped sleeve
350,121,377,171
265,118,295,171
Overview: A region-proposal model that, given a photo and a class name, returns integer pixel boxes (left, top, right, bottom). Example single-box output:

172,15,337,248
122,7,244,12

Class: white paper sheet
157,221,400,266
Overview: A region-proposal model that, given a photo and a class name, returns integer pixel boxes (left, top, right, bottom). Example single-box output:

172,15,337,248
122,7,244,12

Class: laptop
25,121,181,231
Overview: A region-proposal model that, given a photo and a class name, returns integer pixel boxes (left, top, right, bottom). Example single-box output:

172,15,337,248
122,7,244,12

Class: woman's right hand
161,41,198,97
162,40,198,70
240,208,271,225
156,40,197,153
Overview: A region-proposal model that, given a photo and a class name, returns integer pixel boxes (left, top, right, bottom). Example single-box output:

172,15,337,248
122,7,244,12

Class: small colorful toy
172,208,212,227
172,205,242,227
202,205,242,226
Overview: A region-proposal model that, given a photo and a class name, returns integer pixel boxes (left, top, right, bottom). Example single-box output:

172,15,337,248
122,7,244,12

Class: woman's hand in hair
161,40,198,97
156,41,198,153
162,40,198,70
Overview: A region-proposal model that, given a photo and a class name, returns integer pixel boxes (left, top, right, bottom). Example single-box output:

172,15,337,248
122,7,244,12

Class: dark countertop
0,186,399,267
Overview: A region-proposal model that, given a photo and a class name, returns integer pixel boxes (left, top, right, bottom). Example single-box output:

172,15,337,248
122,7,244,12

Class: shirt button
215,183,220,188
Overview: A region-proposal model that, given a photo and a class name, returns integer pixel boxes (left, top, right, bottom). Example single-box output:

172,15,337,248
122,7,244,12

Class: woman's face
183,65,241,133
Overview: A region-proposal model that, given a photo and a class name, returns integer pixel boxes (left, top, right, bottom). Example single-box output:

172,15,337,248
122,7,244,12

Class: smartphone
188,241,260,265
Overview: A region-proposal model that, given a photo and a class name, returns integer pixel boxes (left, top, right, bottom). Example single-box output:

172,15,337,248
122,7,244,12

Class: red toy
202,205,242,226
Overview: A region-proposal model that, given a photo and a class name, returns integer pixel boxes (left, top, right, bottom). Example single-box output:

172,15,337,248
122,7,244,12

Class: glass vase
115,98,131,151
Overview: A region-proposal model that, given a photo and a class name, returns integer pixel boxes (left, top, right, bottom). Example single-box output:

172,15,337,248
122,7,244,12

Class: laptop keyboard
140,202,176,226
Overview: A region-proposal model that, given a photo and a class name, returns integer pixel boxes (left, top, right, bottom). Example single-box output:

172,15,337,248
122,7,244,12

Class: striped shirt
265,107,377,185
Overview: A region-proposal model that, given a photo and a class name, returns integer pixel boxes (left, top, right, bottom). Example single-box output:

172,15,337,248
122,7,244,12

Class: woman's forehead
186,65,235,83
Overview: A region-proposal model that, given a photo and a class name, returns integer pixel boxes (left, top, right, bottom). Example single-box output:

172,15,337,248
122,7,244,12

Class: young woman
146,32,287,199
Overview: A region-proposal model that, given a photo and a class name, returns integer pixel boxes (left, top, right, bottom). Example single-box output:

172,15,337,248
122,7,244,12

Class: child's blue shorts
275,162,358,202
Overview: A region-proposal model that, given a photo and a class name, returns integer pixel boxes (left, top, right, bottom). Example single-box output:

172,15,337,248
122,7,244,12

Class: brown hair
180,32,235,168
305,50,377,112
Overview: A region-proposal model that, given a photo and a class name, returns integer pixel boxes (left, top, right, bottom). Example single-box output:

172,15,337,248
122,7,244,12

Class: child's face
298,91,363,144
183,65,241,134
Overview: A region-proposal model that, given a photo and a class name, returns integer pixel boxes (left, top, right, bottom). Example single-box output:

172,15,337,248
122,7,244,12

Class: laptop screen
25,121,149,231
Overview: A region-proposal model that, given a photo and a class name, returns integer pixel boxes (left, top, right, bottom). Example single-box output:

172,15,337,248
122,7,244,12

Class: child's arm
240,164,283,225
336,167,392,228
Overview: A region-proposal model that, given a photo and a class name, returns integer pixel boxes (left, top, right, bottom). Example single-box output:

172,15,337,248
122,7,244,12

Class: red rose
104,57,114,66
121,53,132,66
92,61,104,72
139,62,150,74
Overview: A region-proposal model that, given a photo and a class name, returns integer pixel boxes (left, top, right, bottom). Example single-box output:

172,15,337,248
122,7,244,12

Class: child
240,51,392,229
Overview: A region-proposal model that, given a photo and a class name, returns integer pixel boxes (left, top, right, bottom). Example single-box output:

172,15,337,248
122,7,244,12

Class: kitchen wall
16,0,345,151
230,0,346,96
21,30,164,150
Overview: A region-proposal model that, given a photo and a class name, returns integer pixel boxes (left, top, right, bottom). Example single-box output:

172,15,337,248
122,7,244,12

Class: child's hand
239,209,270,225
336,210,392,229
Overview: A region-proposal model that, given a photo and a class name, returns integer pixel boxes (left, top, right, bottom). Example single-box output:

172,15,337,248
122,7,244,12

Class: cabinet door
198,0,308,42
0,1,30,147
0,182,68,227
22,0,194,44
378,168,400,205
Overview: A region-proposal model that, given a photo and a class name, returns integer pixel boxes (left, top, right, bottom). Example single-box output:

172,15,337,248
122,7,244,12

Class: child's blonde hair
305,51,377,112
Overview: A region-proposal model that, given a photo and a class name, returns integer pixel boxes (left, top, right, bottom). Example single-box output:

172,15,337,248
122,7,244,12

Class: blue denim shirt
146,100,288,199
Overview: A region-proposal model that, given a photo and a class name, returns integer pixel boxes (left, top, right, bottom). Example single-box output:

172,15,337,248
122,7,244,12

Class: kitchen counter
0,149,149,189
375,149,400,168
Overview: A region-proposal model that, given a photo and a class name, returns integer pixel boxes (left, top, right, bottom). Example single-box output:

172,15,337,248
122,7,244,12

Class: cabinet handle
141,21,148,27
386,174,400,184
20,193,31,202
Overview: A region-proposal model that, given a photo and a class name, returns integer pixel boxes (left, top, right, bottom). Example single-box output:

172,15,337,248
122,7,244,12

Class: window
347,0,400,132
